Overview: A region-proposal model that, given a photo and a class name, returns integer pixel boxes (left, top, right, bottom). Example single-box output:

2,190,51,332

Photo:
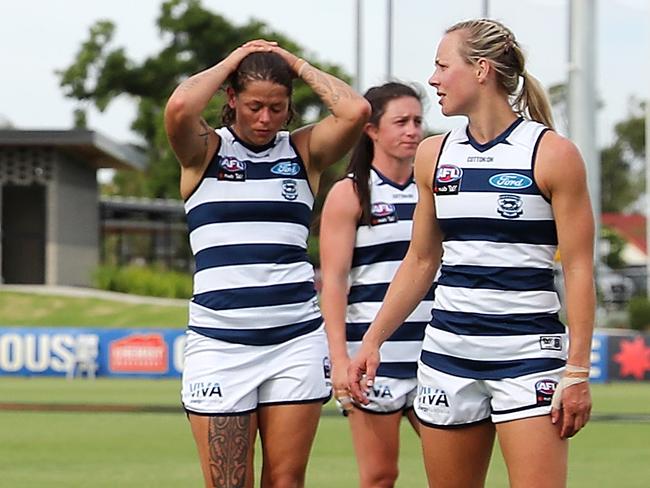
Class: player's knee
261,470,306,488
360,466,399,488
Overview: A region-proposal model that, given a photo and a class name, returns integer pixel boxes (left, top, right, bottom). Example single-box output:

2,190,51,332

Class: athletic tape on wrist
565,364,590,375
551,365,590,409
297,60,309,78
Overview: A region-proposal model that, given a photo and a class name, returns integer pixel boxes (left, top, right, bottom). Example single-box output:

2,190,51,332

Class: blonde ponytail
447,19,554,129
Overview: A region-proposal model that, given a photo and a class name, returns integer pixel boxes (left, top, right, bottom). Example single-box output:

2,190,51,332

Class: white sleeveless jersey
346,168,434,379
184,127,321,345
424,118,567,380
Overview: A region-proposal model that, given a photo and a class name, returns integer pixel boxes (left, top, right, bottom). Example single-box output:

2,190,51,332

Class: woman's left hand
551,380,592,438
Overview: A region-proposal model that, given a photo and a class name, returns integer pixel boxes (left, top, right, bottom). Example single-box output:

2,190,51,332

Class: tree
58,0,352,199
600,99,645,212
547,82,645,213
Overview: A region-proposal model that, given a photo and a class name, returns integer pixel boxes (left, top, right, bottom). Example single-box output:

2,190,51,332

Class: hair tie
503,33,514,54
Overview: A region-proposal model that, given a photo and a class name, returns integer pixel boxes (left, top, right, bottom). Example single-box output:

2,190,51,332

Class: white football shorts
415,360,564,426
182,326,331,415
350,376,418,414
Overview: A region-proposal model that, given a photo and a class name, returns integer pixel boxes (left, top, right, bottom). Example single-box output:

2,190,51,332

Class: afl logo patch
434,164,463,195
217,157,246,181
489,173,533,190
370,202,398,225
281,179,298,201
497,194,523,219
535,379,557,406
271,161,301,176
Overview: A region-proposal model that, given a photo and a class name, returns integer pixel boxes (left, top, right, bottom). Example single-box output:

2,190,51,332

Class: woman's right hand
348,342,380,405
331,358,354,414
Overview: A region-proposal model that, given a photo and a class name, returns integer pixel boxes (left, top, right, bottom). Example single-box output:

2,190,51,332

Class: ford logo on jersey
489,173,532,190
271,161,300,176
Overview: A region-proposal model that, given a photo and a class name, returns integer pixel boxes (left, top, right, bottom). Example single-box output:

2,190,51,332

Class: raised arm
348,136,445,403
319,179,362,412
270,47,370,181
535,131,596,438
164,40,275,196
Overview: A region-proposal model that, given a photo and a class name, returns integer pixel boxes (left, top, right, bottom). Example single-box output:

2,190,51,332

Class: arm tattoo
301,66,352,111
198,119,212,149
177,76,203,93
208,415,251,488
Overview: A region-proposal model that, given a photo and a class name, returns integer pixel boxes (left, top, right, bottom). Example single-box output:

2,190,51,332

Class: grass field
1,378,649,487
0,291,187,328
1,290,649,486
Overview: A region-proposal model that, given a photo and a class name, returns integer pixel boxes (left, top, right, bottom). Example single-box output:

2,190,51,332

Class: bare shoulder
538,130,583,164
323,177,361,217
536,130,587,193
414,134,446,183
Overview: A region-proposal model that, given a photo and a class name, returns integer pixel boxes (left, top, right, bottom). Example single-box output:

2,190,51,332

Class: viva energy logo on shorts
416,385,450,413
109,333,168,373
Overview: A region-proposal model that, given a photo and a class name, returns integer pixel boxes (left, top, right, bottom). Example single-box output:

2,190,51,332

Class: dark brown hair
348,82,423,225
221,51,295,126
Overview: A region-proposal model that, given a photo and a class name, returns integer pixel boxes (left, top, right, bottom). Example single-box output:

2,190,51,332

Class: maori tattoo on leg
208,415,251,488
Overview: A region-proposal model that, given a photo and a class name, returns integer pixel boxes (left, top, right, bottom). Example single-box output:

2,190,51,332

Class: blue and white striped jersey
184,127,321,346
425,118,567,380
346,168,434,378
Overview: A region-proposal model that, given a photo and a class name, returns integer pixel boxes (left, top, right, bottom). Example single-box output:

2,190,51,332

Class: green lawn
1,290,649,486
1,378,649,487
0,291,187,328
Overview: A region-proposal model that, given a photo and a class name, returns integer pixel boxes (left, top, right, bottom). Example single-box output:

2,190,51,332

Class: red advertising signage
609,334,650,381
109,333,169,374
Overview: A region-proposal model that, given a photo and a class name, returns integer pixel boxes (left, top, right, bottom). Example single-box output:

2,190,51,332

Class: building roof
0,129,146,171
602,212,647,255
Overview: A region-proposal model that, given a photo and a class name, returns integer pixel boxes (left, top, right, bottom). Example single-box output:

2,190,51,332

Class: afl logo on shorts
322,357,331,379
497,194,524,219
370,202,398,225
434,164,463,195
535,379,557,406
217,157,246,181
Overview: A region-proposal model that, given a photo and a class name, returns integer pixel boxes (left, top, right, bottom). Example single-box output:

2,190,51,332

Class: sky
1,0,648,153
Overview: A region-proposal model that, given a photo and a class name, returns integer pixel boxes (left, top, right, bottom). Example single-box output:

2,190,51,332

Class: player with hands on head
165,39,370,488
349,19,595,488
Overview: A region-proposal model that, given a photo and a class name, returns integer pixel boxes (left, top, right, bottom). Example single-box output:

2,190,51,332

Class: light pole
568,0,599,262
386,0,393,81
646,50,650,297
355,0,363,91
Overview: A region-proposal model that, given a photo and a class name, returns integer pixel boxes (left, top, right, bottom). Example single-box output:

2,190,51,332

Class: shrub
93,265,192,299
627,296,650,331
